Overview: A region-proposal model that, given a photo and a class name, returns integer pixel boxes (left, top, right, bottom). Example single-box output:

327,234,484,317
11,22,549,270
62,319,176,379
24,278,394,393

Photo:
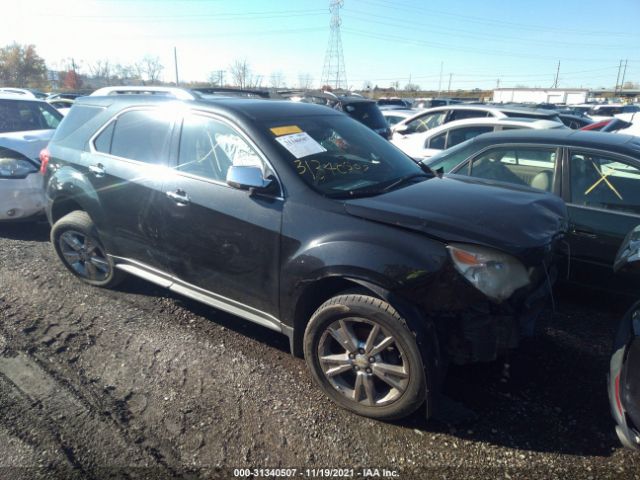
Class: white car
588,104,640,122
381,108,416,127
0,94,62,221
392,117,565,160
391,104,561,143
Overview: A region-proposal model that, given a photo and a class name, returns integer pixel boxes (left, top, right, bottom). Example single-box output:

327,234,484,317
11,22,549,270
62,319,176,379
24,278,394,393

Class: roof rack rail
191,87,271,99
90,86,197,101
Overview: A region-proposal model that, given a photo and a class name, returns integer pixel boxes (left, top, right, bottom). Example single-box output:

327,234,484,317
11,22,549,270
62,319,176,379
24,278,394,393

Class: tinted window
110,110,172,164
469,147,557,191
447,126,493,148
448,110,488,121
0,99,62,133
53,105,104,143
178,114,264,182
428,132,446,150
404,112,447,133
570,152,640,214
94,121,114,153
503,111,559,121
341,102,388,130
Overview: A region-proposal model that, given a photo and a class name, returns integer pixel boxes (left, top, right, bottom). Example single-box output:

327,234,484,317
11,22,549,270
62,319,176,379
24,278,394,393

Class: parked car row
0,85,638,450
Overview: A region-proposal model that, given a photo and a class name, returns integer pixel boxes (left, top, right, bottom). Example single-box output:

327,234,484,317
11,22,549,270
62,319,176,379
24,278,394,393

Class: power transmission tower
321,0,347,90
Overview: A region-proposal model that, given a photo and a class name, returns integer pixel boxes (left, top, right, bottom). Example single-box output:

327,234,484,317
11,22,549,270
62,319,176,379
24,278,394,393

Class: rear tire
304,294,427,420
51,210,124,288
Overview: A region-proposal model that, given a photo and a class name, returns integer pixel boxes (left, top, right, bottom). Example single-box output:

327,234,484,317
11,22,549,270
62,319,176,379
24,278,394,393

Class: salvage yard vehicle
609,225,640,450
381,108,416,127
43,87,566,420
0,93,62,221
391,117,565,160
390,104,561,141
283,90,392,139
425,129,640,294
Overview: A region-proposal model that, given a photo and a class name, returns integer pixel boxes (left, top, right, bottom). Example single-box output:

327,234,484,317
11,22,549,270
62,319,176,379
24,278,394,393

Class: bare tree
88,59,111,83
142,55,164,84
229,59,252,89
114,63,136,85
207,70,225,86
269,70,285,88
298,73,313,90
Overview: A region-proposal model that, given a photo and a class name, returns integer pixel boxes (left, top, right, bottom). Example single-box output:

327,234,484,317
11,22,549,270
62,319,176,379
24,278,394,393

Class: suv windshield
0,99,62,133
263,115,427,198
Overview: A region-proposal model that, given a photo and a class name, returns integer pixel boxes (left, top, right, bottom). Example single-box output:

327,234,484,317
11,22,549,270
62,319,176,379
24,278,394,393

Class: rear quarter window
51,105,105,148
109,110,173,164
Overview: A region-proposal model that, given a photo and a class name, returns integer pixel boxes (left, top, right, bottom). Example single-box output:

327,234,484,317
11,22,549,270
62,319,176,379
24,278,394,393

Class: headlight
0,157,38,178
447,243,530,302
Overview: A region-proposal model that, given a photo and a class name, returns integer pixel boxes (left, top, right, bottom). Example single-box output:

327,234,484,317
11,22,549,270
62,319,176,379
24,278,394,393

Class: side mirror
226,165,274,192
614,225,640,272
394,125,410,135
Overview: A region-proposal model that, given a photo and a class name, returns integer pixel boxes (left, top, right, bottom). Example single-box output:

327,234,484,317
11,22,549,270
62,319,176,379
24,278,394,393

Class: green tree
0,43,47,88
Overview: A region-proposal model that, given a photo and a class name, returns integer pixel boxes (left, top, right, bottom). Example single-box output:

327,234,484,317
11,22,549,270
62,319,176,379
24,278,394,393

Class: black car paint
45,96,566,367
428,129,640,294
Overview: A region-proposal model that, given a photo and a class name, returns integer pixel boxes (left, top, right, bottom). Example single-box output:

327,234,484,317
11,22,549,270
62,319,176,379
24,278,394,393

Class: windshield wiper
380,172,430,193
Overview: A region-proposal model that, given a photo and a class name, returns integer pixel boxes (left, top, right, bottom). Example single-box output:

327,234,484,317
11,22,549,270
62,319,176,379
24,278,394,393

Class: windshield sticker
275,132,327,159
270,125,303,136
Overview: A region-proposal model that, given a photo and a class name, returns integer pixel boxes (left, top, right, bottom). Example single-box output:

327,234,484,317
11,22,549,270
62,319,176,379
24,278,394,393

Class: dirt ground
0,221,638,479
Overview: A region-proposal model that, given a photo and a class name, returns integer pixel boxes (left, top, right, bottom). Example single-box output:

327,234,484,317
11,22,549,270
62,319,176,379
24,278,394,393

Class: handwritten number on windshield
295,160,369,180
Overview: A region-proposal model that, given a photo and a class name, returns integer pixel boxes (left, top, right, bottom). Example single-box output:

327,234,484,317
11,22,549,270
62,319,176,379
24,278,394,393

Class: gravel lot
0,221,638,480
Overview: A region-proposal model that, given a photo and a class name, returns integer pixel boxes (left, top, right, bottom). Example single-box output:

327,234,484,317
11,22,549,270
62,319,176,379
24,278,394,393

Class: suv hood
0,129,54,161
344,175,567,264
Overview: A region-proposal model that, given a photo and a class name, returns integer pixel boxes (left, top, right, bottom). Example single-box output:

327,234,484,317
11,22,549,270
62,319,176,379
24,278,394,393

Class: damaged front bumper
446,266,555,364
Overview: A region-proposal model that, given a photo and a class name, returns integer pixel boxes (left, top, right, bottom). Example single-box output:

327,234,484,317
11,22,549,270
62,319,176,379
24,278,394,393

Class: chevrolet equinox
43,88,567,420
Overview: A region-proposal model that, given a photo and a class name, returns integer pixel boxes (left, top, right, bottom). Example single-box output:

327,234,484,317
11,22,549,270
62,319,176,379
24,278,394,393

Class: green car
425,129,640,294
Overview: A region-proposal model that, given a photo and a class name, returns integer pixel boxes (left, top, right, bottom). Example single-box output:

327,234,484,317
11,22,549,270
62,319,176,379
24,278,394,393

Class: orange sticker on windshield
270,125,303,136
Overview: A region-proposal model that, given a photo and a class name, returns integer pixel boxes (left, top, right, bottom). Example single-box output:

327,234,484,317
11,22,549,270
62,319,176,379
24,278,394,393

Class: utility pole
552,60,560,88
447,73,453,94
496,78,500,89
614,59,623,95
174,47,179,86
620,59,628,94
437,61,443,97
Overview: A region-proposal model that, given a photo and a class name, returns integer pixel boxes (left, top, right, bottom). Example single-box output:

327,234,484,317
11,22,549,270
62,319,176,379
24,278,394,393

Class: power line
358,0,636,37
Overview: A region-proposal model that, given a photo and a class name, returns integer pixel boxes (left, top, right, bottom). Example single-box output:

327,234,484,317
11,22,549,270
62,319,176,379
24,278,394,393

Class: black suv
43,88,566,420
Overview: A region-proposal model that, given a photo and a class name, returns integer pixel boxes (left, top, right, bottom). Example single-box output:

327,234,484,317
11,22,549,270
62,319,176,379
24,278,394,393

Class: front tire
304,294,427,420
51,210,124,288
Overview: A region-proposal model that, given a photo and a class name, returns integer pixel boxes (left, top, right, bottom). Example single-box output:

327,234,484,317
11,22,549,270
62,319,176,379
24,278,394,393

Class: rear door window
109,110,173,164
468,146,557,191
569,151,640,214
446,126,493,148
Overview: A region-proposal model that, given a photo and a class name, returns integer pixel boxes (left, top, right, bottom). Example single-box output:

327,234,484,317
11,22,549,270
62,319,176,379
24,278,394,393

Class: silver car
0,93,62,221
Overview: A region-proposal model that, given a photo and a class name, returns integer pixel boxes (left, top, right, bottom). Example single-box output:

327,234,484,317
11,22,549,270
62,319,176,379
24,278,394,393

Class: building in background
493,88,589,105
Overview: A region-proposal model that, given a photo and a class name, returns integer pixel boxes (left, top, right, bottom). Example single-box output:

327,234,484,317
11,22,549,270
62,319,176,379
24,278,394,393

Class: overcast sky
2,0,639,90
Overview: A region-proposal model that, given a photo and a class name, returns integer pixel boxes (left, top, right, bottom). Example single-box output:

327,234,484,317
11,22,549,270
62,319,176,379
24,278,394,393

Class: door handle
88,164,105,178
571,228,597,239
166,189,190,206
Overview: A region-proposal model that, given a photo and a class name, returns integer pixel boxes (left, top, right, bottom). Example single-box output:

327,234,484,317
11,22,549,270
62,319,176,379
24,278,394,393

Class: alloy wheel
317,318,410,407
58,230,111,282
